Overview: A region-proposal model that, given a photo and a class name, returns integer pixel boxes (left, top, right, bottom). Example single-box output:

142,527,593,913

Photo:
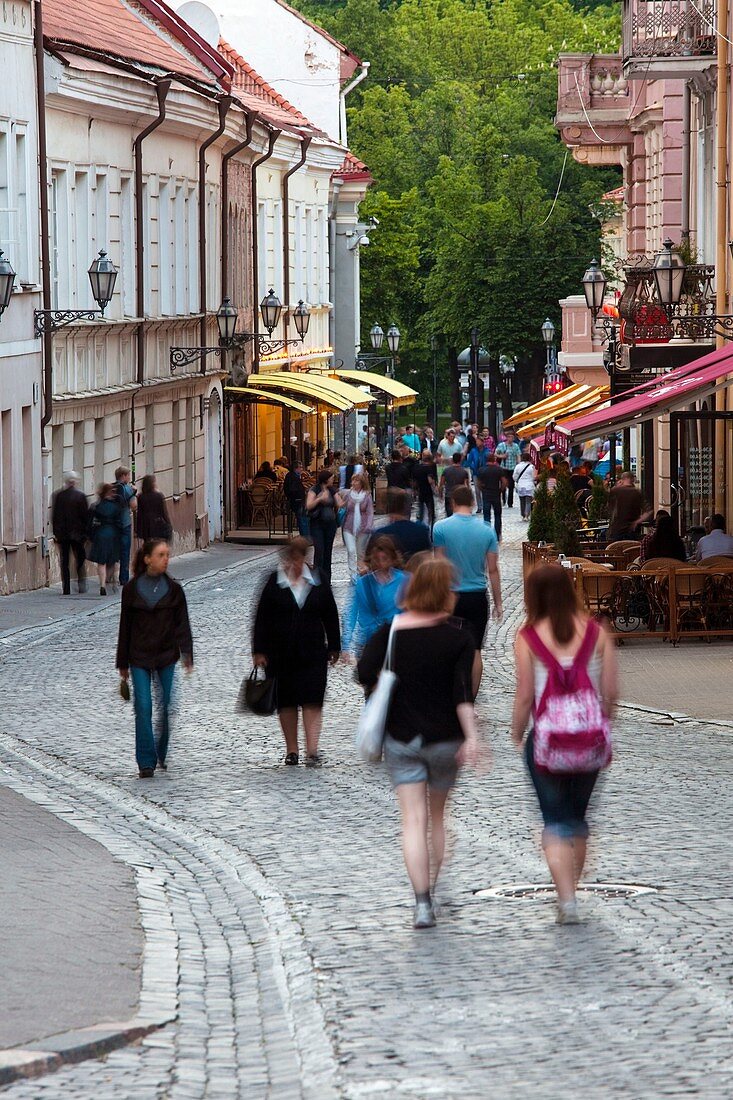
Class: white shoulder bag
355,620,399,762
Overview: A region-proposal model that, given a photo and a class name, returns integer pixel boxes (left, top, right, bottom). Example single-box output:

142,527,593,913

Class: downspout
198,94,232,374
282,133,312,341
251,128,281,372
221,109,255,297
339,62,370,146
715,0,728,352
681,81,691,245
134,78,171,385
35,0,53,443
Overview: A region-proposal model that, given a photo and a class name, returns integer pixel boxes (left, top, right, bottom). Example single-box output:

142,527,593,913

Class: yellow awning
223,387,314,415
517,387,610,437
330,369,418,408
503,384,598,429
248,372,375,411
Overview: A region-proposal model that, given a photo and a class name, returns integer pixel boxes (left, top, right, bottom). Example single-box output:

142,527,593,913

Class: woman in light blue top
342,535,406,656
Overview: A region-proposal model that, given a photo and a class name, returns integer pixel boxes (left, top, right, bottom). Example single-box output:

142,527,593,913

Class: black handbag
237,667,278,716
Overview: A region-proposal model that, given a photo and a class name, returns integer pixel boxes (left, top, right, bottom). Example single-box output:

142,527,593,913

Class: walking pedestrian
339,472,375,582
475,454,509,541
402,425,421,453
386,450,412,490
342,535,405,656
413,450,438,530
113,466,137,586
366,489,432,561
135,475,173,542
606,471,652,541
465,436,488,480
513,456,536,521
510,564,617,923
438,453,469,517
284,461,310,537
433,485,502,682
306,469,339,581
357,557,481,929
252,537,341,766
88,483,123,596
436,429,462,478
495,429,522,507
339,453,364,491
51,471,89,595
116,538,193,778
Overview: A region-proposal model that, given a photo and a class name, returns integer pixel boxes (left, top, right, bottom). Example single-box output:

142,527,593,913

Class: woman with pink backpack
510,564,618,924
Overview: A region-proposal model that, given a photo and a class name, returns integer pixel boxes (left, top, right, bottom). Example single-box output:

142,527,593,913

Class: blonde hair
352,471,371,492
403,557,455,613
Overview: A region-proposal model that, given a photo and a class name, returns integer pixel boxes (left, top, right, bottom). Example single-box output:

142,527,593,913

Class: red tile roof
219,38,325,134
333,150,372,183
43,0,221,83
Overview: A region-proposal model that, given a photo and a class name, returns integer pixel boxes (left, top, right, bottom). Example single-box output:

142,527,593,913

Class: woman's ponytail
133,537,168,577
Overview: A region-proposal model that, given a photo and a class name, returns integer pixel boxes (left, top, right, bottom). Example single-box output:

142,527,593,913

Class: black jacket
116,574,193,670
51,486,89,542
283,470,306,507
252,569,340,667
136,490,173,541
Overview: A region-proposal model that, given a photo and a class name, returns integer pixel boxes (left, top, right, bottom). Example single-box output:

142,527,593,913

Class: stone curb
0,1016,170,1089
0,546,278,647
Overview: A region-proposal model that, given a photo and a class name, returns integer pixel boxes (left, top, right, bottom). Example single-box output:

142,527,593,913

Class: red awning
560,346,733,443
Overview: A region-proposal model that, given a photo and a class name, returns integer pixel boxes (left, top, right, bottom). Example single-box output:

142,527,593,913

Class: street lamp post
357,321,401,451
470,326,480,428
33,249,118,335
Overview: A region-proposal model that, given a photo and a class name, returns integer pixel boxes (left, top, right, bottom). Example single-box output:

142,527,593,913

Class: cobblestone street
2,511,733,1098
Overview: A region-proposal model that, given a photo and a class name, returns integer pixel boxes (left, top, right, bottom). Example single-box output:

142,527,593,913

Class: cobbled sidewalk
1,510,733,1098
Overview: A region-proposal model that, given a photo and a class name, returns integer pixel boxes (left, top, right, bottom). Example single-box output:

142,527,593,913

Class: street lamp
652,237,686,310
430,334,439,428
386,323,400,354
171,292,311,373
34,249,118,335
541,318,555,352
582,258,607,320
370,323,384,350
0,250,16,319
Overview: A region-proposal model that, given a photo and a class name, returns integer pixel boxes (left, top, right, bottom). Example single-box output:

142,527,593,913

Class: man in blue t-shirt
365,489,432,561
433,485,502,663
114,465,137,586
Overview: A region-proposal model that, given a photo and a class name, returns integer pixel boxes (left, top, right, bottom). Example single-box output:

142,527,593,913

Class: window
184,398,194,491
171,400,180,496
73,171,90,305
294,203,304,300
1,409,13,542
207,183,218,307
159,180,172,315
257,200,267,297
14,130,30,283
0,124,33,284
272,199,284,298
0,128,9,260
174,184,186,315
22,406,34,540
93,170,108,254
119,174,135,316
305,207,314,303
142,179,152,315
318,207,329,304
50,168,70,309
188,187,199,313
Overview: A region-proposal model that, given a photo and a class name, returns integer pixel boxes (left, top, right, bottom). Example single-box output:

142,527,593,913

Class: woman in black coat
136,475,173,542
252,537,340,766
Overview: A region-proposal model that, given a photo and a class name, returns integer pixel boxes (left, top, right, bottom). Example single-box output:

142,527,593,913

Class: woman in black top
358,557,480,929
306,469,339,581
116,538,193,778
253,537,340,766
135,475,173,542
255,461,278,483
639,509,687,563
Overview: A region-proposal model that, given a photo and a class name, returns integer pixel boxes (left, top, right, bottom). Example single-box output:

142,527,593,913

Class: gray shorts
383,734,461,791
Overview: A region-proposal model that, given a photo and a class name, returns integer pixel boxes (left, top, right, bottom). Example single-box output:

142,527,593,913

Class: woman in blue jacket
342,535,406,657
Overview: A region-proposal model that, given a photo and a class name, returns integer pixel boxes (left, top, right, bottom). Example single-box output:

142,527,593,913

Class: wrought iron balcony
623,0,716,78
618,258,728,344
556,54,631,162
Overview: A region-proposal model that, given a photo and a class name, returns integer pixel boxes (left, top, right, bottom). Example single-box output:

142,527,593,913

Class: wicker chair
248,483,274,534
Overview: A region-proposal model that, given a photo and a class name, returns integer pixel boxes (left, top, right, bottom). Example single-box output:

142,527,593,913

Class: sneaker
305,752,322,768
138,767,155,778
284,752,299,766
413,900,436,929
556,900,580,925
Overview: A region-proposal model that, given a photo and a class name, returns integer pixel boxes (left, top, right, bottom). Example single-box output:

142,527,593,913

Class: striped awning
247,372,375,411
223,387,314,414
517,386,610,438
503,384,603,429
330,369,418,408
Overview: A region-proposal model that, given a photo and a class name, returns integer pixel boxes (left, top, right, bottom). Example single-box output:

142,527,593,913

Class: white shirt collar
277,562,318,589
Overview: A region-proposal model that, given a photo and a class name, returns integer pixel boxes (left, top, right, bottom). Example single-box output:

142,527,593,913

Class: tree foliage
527,469,553,544
295,0,621,404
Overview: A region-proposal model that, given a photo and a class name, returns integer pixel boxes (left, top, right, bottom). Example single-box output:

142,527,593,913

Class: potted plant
527,469,553,545
551,466,582,556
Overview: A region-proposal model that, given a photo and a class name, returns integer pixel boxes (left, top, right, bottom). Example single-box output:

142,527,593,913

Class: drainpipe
221,109,255,297
198,94,232,374
282,133,312,341
715,0,728,352
681,81,691,245
35,0,53,443
134,78,171,386
251,128,281,371
339,62,370,146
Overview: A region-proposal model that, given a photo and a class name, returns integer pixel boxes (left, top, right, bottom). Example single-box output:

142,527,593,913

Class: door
672,410,733,533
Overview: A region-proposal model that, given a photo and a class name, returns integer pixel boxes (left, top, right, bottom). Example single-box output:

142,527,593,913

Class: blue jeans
525,733,598,840
119,525,132,585
481,496,502,542
131,663,176,771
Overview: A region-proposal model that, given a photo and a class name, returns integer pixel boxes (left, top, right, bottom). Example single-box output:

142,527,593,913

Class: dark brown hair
451,485,474,508
365,534,403,571
133,538,169,577
386,487,410,516
141,474,156,494
281,536,312,563
524,563,581,645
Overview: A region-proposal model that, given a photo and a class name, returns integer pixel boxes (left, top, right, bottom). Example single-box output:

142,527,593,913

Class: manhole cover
475,882,658,901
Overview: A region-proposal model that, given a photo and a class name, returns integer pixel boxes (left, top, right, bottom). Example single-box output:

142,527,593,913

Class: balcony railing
556,54,632,157
623,0,716,74
618,258,720,344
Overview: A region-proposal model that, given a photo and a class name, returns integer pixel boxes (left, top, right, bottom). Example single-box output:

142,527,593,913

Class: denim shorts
383,734,461,791
525,732,598,840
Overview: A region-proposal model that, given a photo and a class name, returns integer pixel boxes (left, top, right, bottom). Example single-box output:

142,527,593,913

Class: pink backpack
523,620,612,774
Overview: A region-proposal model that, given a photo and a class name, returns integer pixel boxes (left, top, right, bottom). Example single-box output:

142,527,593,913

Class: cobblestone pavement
2,511,733,1097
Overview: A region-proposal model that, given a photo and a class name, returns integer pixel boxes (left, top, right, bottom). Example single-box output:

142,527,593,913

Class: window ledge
2,543,21,552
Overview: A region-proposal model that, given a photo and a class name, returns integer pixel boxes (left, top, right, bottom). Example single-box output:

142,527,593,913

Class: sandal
284,752,299,766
